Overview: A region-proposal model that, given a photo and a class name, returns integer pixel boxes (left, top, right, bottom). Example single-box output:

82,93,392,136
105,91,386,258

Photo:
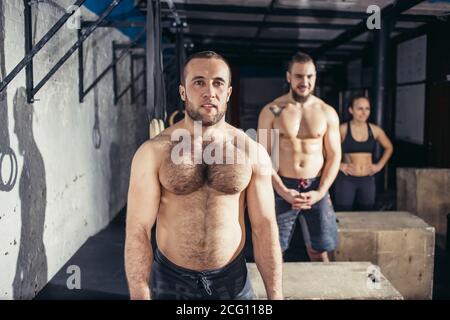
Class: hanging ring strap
146,0,156,123
154,0,166,124
175,26,186,114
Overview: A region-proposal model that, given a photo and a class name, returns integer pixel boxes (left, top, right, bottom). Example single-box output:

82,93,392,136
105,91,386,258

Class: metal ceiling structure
1,0,448,97
138,0,449,68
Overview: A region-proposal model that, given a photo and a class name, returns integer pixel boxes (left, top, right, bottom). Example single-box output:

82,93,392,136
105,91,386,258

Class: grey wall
0,0,147,299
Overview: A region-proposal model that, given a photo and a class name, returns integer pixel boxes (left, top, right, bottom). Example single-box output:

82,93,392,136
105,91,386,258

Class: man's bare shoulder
320,101,340,124
226,124,247,137
148,133,173,149
226,125,255,147
225,126,262,154
133,134,172,167
149,121,188,147
245,135,272,173
261,94,292,118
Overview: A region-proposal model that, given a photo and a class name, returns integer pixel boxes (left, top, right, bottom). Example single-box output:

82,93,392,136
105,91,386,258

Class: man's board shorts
150,247,255,300
275,176,339,253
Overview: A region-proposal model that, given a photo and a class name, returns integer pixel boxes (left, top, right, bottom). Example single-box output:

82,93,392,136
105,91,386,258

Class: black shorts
150,248,255,300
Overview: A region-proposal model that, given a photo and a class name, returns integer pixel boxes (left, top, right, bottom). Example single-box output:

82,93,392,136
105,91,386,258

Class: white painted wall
0,0,147,299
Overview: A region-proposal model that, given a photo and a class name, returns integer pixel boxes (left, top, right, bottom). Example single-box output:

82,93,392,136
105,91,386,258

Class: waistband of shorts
154,247,246,278
279,175,321,189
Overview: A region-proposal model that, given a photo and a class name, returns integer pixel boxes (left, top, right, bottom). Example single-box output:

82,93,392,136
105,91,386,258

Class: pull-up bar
0,0,87,94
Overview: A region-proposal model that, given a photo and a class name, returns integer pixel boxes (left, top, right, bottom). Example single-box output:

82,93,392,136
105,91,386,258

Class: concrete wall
0,0,148,299
397,168,450,249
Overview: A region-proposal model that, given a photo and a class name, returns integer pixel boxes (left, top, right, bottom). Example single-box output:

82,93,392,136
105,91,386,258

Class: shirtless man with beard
258,52,341,262
125,51,283,300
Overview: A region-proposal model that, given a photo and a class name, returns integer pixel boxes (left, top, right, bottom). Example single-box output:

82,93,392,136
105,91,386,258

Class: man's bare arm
124,141,160,300
257,105,274,155
257,105,293,198
318,106,342,197
246,143,283,300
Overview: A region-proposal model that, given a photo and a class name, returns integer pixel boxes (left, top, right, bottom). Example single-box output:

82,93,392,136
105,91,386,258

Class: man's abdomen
156,192,246,271
277,139,324,179
278,152,324,179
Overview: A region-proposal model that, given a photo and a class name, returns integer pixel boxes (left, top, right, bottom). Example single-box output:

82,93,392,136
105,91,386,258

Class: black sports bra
342,122,376,154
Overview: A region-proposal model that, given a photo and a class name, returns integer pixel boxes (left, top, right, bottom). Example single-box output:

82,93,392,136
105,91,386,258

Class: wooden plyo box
335,211,435,300
397,168,450,249
247,262,403,300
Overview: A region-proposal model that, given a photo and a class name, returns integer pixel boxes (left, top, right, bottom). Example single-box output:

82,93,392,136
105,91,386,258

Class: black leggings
333,172,375,211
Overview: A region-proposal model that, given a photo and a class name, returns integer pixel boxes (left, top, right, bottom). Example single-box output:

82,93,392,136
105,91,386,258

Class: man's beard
291,85,312,103
185,100,226,126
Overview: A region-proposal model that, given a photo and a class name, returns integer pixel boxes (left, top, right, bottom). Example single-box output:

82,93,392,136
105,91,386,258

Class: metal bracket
130,54,145,104
78,30,145,103
0,0,124,103
111,36,146,105
0,0,87,98
31,0,123,102
24,0,34,103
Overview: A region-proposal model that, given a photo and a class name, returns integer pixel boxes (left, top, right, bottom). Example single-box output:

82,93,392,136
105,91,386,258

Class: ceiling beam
313,0,426,58
182,33,369,46
193,45,355,59
179,17,356,29
192,42,362,54
174,17,412,32
157,2,438,23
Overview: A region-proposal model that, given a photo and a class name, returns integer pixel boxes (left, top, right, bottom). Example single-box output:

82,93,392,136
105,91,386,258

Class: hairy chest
159,141,252,195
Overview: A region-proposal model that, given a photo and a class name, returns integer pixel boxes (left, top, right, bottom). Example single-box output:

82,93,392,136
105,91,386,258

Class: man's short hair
288,51,315,72
181,51,232,86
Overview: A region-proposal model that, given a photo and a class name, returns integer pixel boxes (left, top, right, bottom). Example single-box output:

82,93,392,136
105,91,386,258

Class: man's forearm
272,168,288,196
252,221,283,299
125,229,153,300
318,153,340,197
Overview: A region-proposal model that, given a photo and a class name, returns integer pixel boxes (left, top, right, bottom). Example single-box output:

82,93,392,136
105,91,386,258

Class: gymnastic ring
149,118,160,139
158,119,165,132
0,146,18,192
169,109,185,126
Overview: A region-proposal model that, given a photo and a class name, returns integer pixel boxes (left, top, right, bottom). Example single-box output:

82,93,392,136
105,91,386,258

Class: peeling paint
72,174,84,183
